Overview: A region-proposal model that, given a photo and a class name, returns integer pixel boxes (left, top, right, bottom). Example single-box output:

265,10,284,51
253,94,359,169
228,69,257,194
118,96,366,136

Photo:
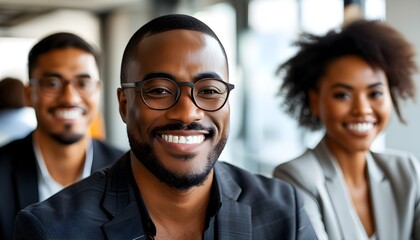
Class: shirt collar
33,135,93,201
129,167,222,240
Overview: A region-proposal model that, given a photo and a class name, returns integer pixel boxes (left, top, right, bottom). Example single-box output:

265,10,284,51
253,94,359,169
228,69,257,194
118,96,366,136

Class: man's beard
128,122,227,190
50,123,84,145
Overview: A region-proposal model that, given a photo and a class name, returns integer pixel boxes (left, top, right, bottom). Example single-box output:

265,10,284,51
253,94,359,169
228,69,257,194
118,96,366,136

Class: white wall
5,9,100,45
0,10,100,82
386,0,420,158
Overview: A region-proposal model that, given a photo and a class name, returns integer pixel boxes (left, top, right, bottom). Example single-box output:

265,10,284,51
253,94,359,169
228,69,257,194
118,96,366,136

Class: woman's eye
369,91,383,99
333,92,350,100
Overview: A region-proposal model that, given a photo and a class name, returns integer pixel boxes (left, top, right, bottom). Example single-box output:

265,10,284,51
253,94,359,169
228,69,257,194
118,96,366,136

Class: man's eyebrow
142,72,224,82
75,73,92,79
42,72,92,79
194,72,223,81
143,72,175,81
42,72,62,78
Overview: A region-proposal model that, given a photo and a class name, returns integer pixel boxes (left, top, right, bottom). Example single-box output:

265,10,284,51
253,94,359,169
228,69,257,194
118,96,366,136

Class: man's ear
117,88,128,123
308,89,319,118
24,84,33,107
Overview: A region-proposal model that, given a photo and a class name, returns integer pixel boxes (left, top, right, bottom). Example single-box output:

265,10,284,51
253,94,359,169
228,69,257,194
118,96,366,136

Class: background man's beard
50,124,83,145
128,131,227,190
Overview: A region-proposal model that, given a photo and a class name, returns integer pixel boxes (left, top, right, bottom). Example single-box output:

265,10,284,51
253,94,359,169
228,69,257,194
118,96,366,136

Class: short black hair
277,20,417,130
120,14,228,83
28,32,100,78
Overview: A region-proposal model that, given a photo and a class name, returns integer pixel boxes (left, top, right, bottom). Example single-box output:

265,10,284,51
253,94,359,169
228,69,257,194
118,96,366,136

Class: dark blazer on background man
0,132,124,240
14,153,317,240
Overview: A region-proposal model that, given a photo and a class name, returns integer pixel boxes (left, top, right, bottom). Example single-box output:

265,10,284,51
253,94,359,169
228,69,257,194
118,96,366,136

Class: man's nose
59,81,82,103
165,87,204,123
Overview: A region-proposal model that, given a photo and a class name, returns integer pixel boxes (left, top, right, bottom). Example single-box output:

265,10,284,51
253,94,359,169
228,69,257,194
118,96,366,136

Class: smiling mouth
346,122,375,133
161,134,205,144
54,108,84,120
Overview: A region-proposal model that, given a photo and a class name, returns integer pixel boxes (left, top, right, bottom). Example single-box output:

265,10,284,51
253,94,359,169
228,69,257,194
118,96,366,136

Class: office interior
0,0,418,176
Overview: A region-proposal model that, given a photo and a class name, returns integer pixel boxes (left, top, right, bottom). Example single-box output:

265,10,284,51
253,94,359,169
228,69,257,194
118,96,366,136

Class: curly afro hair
277,20,417,131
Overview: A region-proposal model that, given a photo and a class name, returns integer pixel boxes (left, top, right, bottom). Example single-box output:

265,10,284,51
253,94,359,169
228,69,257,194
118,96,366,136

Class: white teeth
161,134,205,144
347,123,374,132
55,109,83,120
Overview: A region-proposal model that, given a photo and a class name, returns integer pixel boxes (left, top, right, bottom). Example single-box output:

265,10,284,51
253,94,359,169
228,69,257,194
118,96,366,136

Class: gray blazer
274,138,420,240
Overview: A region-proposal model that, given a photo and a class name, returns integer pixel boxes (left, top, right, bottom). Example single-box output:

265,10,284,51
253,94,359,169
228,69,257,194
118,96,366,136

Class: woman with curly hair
273,20,420,240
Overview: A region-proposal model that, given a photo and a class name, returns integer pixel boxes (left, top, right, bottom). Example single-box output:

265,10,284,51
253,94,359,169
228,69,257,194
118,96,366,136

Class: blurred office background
0,0,418,176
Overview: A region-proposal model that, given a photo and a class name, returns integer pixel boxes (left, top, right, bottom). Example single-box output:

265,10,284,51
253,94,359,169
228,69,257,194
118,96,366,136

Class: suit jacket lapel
14,133,39,209
367,153,398,240
91,140,106,171
314,140,359,240
214,163,252,240
102,153,145,239
103,202,146,240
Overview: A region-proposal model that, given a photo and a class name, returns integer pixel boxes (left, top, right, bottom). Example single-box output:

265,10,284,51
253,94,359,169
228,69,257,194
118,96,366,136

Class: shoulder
0,134,32,155
91,140,125,168
371,149,420,179
34,170,107,211
17,168,110,231
372,148,417,163
215,161,297,203
0,134,34,168
215,162,317,239
273,149,324,193
92,140,125,157
14,170,110,239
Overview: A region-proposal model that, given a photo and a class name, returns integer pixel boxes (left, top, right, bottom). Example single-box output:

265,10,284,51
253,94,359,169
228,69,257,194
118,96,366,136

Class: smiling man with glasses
0,32,123,240
14,15,316,240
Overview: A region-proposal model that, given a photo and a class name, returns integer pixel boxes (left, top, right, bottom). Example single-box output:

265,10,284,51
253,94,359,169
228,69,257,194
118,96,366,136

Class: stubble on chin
127,130,228,190
50,123,84,145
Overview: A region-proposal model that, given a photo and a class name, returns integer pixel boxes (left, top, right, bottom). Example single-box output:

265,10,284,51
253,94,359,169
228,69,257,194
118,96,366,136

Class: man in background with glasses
14,15,316,239
0,32,123,240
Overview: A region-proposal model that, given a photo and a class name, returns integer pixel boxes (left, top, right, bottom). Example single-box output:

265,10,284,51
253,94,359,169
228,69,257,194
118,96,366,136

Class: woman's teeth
347,123,374,132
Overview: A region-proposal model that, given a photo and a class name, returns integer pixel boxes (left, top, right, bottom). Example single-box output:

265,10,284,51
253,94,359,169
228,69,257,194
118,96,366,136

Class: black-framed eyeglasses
121,78,235,112
30,76,100,97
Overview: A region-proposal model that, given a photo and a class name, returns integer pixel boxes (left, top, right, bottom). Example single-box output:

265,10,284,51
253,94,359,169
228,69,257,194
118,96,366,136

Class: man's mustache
150,122,215,137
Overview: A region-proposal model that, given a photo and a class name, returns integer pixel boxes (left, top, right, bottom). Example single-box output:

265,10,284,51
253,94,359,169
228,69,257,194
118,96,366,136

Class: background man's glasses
31,76,100,97
121,78,235,112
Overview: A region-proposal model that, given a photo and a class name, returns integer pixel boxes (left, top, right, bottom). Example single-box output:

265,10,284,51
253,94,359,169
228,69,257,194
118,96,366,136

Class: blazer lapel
214,163,252,240
103,202,146,240
216,200,251,240
367,154,398,240
14,134,39,209
102,153,146,240
315,140,359,240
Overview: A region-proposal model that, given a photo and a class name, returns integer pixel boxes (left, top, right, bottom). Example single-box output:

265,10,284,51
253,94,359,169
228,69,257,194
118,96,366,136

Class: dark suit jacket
14,153,317,240
0,133,124,240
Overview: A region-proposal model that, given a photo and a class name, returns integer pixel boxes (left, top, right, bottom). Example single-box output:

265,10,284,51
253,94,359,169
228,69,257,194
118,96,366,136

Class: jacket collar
101,153,146,240
101,158,253,240
366,153,398,240
214,162,252,239
314,137,396,240
14,132,39,209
